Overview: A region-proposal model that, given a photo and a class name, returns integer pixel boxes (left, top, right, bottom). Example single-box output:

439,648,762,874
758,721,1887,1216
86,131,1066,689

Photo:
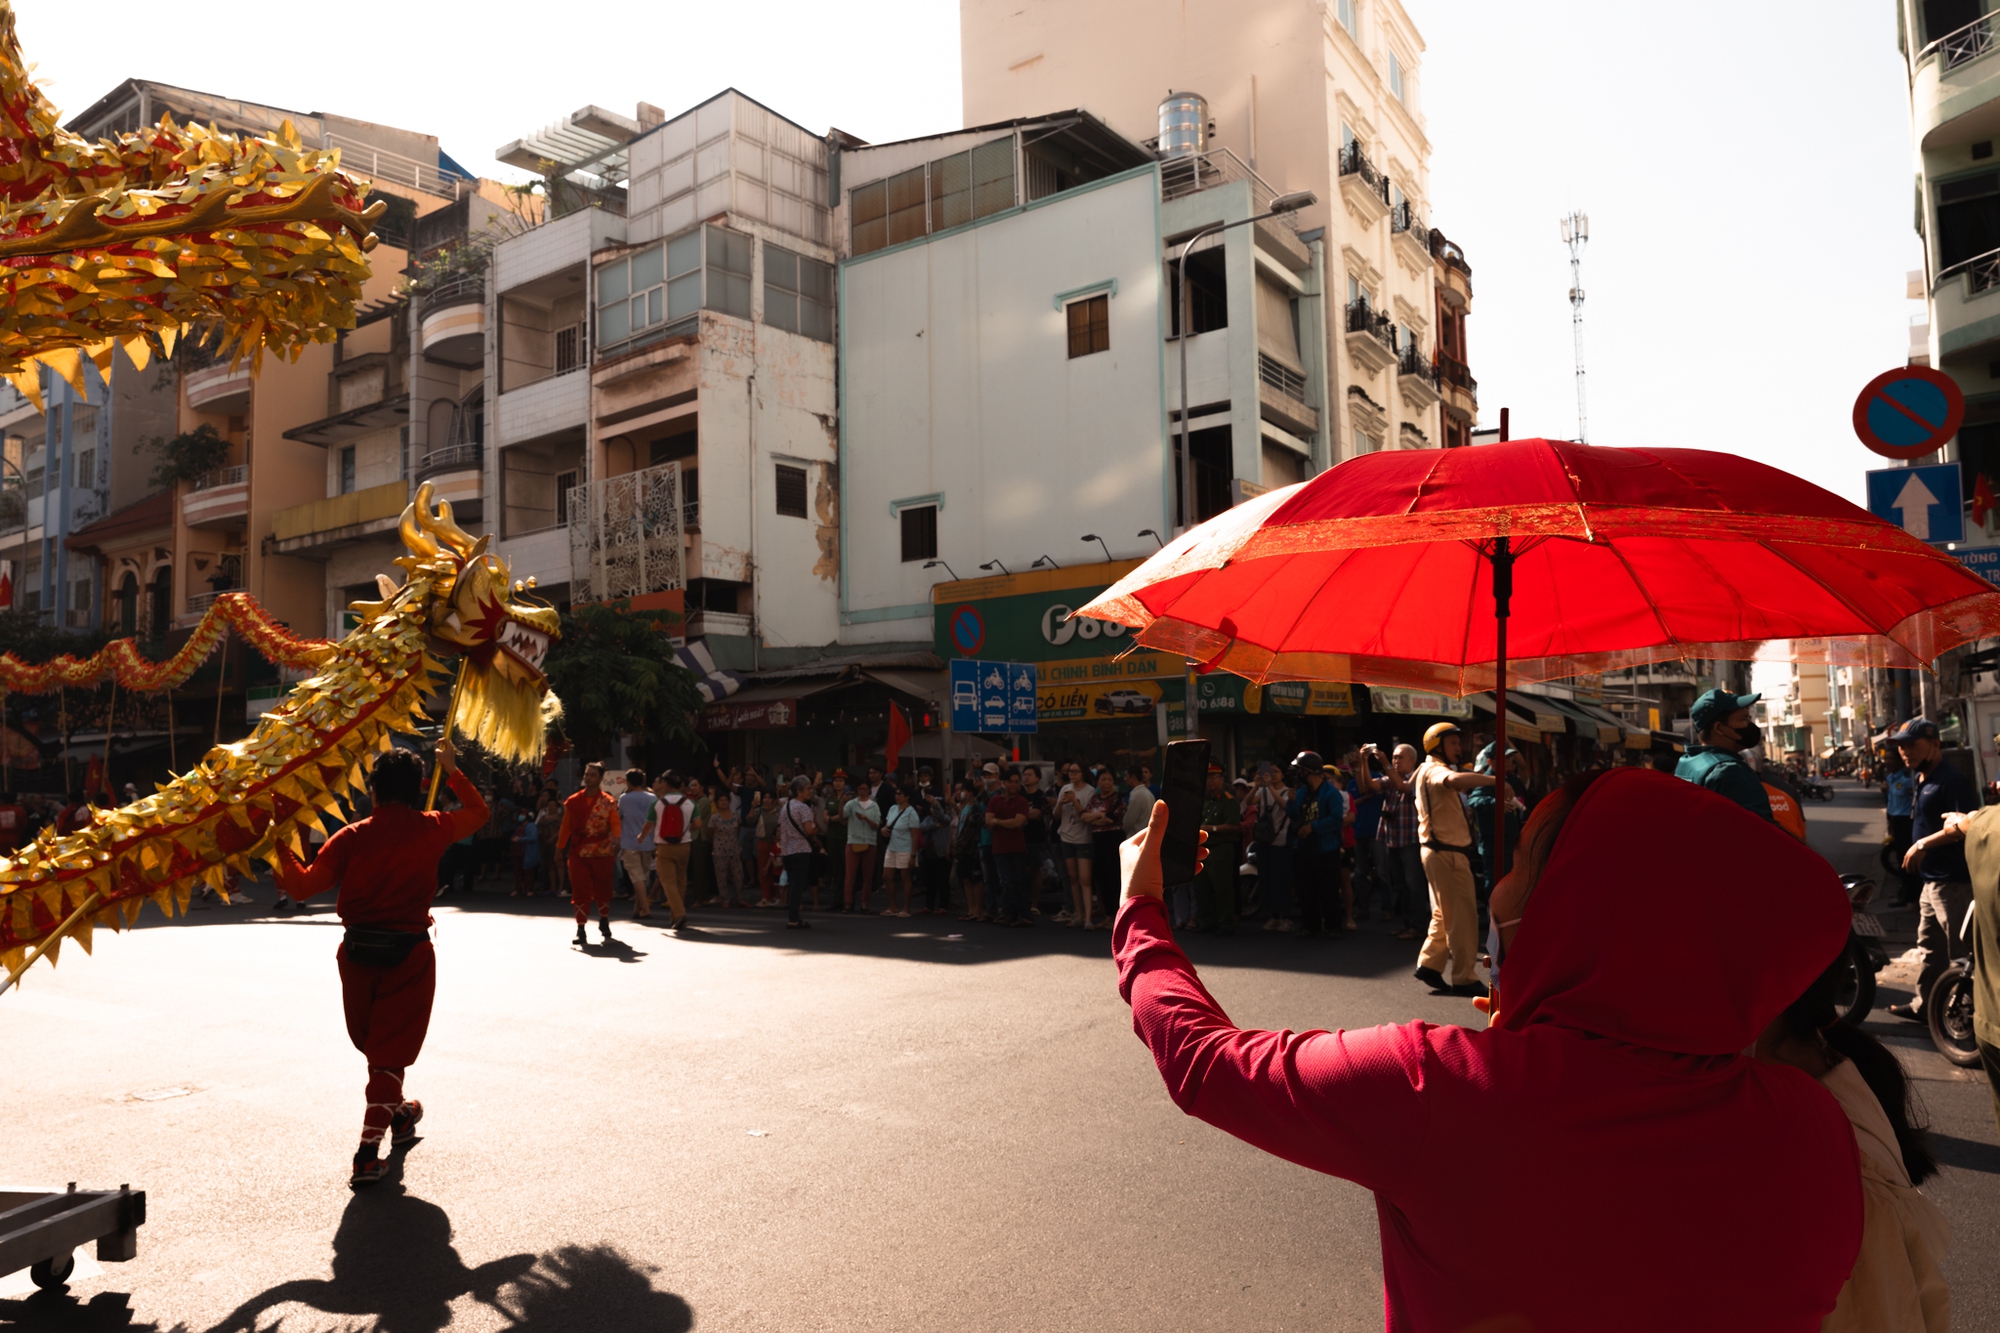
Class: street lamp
1175,189,1316,535
1137,529,1165,549
1080,533,1113,561
922,558,961,581
1029,554,1060,570
979,559,1011,576
1172,190,1313,743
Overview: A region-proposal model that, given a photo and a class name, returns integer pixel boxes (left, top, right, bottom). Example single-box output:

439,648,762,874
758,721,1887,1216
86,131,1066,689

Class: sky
22,0,1916,504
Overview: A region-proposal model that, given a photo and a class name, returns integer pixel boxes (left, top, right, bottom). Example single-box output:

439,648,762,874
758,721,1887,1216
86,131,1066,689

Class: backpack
1251,791,1281,847
658,795,687,841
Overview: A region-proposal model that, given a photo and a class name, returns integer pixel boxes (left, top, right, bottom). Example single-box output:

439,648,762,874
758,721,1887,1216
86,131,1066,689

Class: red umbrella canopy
1078,438,2000,693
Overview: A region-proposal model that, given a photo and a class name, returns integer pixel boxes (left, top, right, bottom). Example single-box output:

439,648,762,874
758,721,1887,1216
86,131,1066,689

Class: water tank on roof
1158,92,1208,159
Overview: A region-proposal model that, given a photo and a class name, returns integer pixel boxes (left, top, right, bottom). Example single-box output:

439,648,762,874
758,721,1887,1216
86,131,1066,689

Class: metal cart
0,1183,145,1291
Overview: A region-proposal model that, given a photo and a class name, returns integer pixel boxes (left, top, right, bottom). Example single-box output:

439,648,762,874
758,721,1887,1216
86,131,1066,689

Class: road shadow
0,1289,186,1332
1932,1132,2000,1176
573,936,648,963
193,1152,691,1333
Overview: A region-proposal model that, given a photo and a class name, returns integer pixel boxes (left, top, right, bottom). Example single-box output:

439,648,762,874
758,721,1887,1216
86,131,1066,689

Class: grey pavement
0,781,1990,1331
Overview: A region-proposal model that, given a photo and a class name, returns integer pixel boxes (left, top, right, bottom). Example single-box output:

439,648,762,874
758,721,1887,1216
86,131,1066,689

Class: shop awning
862,668,948,705
1536,695,1625,745
1467,692,1566,736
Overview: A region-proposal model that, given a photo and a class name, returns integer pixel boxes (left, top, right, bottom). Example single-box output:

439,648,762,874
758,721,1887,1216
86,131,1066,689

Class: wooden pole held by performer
0,889,103,998
425,660,471,811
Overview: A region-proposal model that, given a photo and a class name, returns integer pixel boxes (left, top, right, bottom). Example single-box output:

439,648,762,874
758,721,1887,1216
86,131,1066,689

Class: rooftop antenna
1561,211,1589,443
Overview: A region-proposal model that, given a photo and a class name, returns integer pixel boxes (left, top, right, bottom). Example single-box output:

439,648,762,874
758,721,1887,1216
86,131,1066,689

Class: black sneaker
1887,1002,1924,1023
786,918,812,929
1447,979,1491,999
1414,966,1449,991
391,1100,424,1147
351,1151,389,1188
599,920,613,942
573,926,586,946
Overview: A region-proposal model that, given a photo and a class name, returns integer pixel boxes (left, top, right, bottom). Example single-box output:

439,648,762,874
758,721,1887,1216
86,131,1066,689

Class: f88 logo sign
1042,603,1126,646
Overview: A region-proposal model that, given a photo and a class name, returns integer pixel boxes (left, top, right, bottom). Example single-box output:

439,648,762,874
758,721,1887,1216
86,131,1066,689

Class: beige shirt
1414,757,1473,849
1818,1059,1951,1333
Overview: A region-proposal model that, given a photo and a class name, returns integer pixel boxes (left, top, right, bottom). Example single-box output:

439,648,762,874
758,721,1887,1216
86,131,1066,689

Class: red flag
84,752,107,799
1975,472,1997,528
0,559,13,609
885,702,912,775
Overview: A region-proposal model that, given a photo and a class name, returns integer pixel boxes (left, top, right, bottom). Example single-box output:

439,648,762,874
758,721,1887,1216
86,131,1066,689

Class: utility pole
1561,212,1589,443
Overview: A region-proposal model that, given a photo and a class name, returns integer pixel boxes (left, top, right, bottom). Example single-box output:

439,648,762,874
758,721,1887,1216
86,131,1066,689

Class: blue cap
1886,718,1940,744
1690,688,1760,732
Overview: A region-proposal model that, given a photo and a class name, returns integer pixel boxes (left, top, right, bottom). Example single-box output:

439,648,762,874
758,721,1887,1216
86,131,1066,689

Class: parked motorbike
1834,874,1889,1025
1797,774,1835,802
1928,902,1981,1068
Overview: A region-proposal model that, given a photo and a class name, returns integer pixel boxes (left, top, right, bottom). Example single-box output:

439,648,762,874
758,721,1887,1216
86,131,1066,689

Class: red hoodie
1115,767,1861,1331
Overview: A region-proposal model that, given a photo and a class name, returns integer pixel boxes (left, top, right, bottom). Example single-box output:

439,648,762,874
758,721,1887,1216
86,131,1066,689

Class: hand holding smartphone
1157,739,1210,887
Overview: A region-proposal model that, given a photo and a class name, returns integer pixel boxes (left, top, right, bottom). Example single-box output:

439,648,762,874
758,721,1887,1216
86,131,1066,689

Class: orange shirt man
557,760,621,947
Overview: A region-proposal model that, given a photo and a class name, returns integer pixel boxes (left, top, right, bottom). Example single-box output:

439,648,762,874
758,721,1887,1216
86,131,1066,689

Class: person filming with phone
1110,765,1865,1332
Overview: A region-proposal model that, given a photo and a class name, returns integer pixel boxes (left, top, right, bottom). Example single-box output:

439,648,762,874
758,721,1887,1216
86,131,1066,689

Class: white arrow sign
1893,472,1941,540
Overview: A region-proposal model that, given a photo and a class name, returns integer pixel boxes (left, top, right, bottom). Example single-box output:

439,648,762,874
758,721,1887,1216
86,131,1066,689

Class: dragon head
347,482,563,763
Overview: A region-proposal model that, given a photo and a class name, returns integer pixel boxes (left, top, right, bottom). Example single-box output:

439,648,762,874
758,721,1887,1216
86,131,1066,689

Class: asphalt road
0,781,1992,1332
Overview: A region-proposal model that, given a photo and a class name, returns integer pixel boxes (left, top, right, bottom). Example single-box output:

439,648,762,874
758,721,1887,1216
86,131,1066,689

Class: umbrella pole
1491,536,1514,888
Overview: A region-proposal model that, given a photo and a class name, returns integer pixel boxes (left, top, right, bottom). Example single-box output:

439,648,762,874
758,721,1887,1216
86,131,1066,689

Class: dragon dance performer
272,737,489,1187
558,760,620,947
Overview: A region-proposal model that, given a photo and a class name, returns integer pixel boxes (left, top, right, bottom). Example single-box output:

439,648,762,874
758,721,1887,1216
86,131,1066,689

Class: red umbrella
1078,438,2000,875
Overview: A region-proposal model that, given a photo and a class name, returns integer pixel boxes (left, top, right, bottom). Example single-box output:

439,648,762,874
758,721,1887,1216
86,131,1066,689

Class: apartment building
1897,0,2000,775
960,0,1471,463
476,91,841,676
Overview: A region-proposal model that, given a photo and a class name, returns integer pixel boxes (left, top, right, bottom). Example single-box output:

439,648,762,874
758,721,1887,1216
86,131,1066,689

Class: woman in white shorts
879,787,922,917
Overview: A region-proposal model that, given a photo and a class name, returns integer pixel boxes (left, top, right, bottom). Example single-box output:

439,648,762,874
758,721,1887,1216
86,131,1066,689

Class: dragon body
0,485,561,979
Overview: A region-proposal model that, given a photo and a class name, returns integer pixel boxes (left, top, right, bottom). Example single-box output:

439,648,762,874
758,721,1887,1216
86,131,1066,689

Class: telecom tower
1561,212,1589,443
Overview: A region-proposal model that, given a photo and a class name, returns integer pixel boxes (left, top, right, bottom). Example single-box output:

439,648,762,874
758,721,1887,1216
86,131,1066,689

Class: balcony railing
1430,230,1472,277
417,444,482,476
1397,343,1438,386
417,273,484,317
187,585,244,614
1438,352,1477,393
1920,11,2000,70
190,464,246,492
1389,201,1423,234
1936,244,2000,295
1338,143,1389,206
325,132,468,201
1159,146,1303,233
1257,352,1308,402
1345,298,1396,351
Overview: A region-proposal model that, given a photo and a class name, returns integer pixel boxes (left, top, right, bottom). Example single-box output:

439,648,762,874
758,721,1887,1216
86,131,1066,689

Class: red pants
338,939,434,1146
568,854,616,924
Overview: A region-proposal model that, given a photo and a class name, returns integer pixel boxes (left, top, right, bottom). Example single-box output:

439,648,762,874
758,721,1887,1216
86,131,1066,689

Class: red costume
556,786,619,926
1115,768,1862,1332
274,769,488,1150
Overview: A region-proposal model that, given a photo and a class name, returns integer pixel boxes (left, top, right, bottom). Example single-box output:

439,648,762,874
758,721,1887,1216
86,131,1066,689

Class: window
775,463,808,518
554,469,578,526
765,244,834,341
1389,52,1406,104
1171,249,1228,336
1938,172,2000,269
73,578,90,611
1337,0,1356,36
850,138,1018,256
24,467,41,499
1066,295,1110,358
1341,123,1355,153
706,225,752,320
597,225,752,348
339,446,356,495
554,323,583,375
900,504,938,562
73,448,93,491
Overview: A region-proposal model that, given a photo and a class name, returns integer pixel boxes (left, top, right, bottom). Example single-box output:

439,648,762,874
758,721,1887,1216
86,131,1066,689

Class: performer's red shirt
273,770,489,933
556,787,619,859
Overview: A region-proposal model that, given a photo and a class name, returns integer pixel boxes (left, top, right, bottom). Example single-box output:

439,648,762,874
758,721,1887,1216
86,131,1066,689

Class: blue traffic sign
1866,462,1962,545
948,658,1038,734
1957,545,2000,588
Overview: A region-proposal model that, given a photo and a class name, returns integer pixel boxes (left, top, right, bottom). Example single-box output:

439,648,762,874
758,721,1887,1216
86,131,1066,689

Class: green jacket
1673,746,1773,822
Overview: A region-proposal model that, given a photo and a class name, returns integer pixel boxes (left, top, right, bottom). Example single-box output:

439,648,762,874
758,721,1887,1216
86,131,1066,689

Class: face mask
1720,721,1760,751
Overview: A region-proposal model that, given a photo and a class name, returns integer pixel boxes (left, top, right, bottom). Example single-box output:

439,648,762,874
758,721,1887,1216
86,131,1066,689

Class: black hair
1776,959,1938,1185
659,770,684,788
369,748,425,808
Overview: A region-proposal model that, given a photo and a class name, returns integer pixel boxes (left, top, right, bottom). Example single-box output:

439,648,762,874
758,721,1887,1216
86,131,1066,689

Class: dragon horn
418,490,480,558
399,483,441,558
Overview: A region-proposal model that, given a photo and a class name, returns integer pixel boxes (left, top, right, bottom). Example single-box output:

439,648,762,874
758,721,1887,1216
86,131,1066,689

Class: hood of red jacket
1494,767,1850,1055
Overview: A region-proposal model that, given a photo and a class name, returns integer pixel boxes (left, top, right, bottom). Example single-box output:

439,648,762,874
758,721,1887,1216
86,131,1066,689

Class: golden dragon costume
0,485,562,982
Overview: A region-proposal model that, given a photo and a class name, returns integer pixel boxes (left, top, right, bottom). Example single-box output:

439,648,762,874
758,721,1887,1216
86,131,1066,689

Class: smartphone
1157,739,1211,887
